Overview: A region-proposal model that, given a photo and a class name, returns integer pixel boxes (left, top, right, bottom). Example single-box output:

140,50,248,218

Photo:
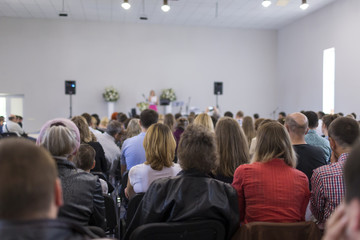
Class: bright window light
323,48,335,114
0,97,6,117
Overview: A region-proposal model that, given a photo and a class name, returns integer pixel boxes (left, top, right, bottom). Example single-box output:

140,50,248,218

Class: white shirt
89,126,102,139
315,119,323,136
2,120,24,136
129,163,182,193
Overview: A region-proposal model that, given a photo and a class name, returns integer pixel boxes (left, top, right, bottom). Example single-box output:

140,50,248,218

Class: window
0,94,24,120
323,48,335,114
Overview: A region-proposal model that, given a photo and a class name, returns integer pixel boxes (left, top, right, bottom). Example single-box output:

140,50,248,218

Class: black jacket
55,157,106,230
0,218,96,240
124,169,239,240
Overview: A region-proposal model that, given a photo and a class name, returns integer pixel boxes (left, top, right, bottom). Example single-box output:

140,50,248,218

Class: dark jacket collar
53,156,77,169
177,169,211,178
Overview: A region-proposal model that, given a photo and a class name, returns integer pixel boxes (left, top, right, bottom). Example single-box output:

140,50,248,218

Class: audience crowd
0,108,360,240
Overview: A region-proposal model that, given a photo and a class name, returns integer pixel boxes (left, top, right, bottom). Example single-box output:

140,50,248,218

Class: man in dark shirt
0,138,96,240
285,112,327,188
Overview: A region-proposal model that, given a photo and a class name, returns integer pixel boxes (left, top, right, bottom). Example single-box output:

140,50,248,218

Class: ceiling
0,0,337,29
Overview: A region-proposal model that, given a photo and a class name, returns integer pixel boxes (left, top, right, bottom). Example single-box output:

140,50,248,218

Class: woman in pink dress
148,90,158,112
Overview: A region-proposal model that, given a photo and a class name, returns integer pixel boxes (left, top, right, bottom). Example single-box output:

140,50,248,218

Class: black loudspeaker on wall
214,82,223,95
65,81,76,95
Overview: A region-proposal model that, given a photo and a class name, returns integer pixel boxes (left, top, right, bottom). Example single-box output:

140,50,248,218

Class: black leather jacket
124,169,239,240
55,157,106,230
0,218,96,240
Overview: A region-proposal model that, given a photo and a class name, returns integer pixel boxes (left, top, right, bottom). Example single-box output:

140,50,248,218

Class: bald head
285,112,309,136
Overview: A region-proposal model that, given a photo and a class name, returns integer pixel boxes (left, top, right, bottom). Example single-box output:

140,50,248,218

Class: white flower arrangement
137,102,149,112
160,88,177,101
103,87,119,102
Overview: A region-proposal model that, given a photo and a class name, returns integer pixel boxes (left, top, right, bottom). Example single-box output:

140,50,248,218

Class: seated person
0,138,96,239
37,118,106,230
124,124,239,240
212,117,249,184
232,121,310,224
74,144,109,195
323,142,360,240
125,123,182,199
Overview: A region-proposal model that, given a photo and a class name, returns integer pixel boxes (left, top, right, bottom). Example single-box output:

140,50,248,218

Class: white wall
277,0,360,116
0,17,277,132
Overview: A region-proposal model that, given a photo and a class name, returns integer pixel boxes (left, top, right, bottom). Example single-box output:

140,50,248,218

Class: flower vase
107,102,115,119
165,103,172,114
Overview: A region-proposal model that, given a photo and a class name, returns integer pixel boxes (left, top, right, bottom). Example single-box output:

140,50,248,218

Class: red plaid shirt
310,153,349,225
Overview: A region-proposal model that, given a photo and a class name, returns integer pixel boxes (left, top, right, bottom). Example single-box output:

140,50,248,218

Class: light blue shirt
120,132,146,171
305,129,331,163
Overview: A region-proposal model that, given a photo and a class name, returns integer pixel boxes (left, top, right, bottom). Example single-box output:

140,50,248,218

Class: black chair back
129,220,226,240
119,171,129,205
1,132,18,138
103,194,118,235
126,193,145,227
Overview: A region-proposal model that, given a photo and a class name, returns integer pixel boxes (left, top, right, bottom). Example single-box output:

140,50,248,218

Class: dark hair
224,111,234,118
0,138,57,220
328,117,360,147
174,113,182,120
345,143,360,203
317,111,325,119
140,109,159,129
304,111,319,129
253,113,259,119
0,116,4,122
91,114,100,126
176,117,188,130
178,124,217,173
81,113,92,126
352,112,357,119
117,112,128,123
211,116,218,128
322,114,339,129
164,114,175,131
338,112,344,117
74,144,95,171
279,112,286,118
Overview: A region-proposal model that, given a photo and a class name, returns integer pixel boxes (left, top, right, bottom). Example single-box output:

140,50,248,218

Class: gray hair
41,125,78,157
106,120,122,137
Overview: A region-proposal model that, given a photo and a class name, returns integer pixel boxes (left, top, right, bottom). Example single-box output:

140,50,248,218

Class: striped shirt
310,153,349,225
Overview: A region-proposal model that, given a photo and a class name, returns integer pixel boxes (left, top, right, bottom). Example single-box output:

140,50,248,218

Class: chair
1,132,18,138
103,194,118,236
231,221,322,240
119,171,129,207
126,193,145,227
129,220,226,240
92,172,114,193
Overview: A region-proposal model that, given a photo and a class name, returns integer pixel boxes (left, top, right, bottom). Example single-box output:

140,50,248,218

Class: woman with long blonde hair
213,117,249,183
193,113,214,132
125,123,182,199
232,121,310,224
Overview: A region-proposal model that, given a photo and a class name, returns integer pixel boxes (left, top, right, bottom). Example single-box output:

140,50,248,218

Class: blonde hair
143,123,176,170
126,119,141,139
71,116,92,143
252,121,297,167
242,116,256,147
99,117,109,128
194,113,214,132
215,117,249,177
